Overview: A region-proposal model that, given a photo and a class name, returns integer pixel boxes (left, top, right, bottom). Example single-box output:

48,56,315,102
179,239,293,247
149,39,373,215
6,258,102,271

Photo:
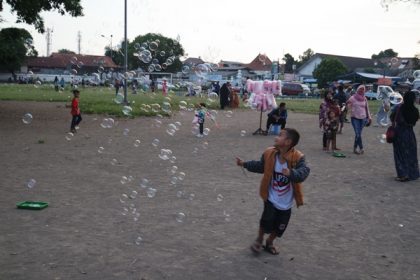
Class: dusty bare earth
0,100,419,280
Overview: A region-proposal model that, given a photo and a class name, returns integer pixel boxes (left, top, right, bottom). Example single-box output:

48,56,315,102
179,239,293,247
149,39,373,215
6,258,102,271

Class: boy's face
274,130,292,149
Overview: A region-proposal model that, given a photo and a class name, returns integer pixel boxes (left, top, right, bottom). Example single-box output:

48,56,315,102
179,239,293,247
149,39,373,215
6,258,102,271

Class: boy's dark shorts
260,200,291,237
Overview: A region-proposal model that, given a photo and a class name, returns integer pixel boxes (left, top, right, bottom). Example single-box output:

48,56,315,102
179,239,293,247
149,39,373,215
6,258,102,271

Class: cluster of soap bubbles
133,40,178,73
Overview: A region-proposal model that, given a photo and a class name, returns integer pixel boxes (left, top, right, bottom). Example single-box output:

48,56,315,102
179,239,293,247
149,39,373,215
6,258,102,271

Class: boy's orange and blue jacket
243,147,310,207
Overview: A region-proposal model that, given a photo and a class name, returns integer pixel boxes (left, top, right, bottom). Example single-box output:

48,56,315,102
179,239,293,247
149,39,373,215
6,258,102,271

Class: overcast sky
1,0,419,63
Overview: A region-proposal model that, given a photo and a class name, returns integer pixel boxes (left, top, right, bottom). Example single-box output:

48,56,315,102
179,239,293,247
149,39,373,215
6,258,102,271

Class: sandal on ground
263,242,279,255
395,177,409,182
250,239,263,254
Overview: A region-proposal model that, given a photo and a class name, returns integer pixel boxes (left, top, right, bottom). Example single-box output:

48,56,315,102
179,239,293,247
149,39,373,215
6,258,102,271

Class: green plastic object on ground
332,152,346,158
16,201,49,210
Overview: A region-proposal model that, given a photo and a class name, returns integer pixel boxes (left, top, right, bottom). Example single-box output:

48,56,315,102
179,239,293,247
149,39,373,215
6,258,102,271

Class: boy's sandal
250,240,263,254
263,243,279,255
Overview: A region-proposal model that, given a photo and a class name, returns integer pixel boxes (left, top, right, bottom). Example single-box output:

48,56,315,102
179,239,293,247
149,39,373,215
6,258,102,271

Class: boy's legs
199,123,204,135
265,208,291,254
70,115,77,132
75,114,82,126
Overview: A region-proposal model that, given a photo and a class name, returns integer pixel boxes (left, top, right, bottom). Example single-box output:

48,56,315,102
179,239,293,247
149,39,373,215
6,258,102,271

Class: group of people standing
319,84,419,182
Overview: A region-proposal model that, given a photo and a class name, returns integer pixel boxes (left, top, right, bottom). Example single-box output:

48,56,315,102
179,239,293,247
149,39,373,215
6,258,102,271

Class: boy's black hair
72,89,80,94
279,102,286,107
283,128,300,147
199,102,206,107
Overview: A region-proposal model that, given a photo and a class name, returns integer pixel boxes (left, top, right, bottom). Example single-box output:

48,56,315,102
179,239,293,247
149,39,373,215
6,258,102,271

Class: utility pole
45,28,53,56
77,31,82,55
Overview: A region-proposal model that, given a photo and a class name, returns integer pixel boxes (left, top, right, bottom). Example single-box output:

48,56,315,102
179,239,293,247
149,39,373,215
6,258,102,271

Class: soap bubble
149,41,158,51
176,190,185,198
168,165,178,175
202,141,209,150
162,102,172,113
26,179,36,189
122,106,133,116
378,134,387,144
223,210,231,222
159,50,166,57
22,113,33,124
166,128,176,136
152,138,160,147
203,128,210,136
188,193,195,201
114,93,124,104
179,100,188,110
135,236,143,245
122,207,129,216
181,65,190,75
379,116,389,127
65,132,74,141
225,110,233,118
154,64,162,72
153,119,162,128
140,178,149,188
123,128,130,136
170,176,178,185
120,176,129,184
175,212,186,223
178,172,186,181
101,118,115,128
129,190,138,199
169,156,177,163
146,187,157,198
174,121,182,130
98,146,105,153
389,93,403,105
111,158,118,165
240,130,246,136
159,149,173,160
134,139,141,147
120,194,129,203
217,194,224,202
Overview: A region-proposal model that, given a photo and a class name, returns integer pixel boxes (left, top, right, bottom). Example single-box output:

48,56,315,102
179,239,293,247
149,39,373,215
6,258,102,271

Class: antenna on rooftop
77,31,82,55
45,28,53,56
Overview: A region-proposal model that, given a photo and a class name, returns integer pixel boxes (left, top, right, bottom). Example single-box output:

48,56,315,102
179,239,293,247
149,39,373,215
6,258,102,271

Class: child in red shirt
70,89,82,133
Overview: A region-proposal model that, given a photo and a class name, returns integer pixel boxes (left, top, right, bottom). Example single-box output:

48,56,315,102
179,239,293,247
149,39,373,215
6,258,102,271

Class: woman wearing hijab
346,85,372,155
219,82,231,109
390,90,419,182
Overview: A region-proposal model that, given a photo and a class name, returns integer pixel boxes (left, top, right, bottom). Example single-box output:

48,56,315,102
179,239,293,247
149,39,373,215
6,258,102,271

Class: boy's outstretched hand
236,157,244,167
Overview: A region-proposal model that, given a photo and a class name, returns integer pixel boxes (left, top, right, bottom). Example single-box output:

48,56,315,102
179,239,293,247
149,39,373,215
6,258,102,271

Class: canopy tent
337,72,402,83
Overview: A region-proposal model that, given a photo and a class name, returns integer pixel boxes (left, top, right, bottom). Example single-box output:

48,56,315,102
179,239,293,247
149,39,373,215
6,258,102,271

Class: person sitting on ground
265,102,287,134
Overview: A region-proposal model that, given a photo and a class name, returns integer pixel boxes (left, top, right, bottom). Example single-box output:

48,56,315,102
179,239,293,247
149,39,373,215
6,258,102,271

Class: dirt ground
0,100,419,280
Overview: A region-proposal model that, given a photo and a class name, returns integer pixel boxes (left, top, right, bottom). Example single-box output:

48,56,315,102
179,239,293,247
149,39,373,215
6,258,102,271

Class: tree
313,58,347,88
0,27,37,80
58,48,75,54
282,53,295,73
107,33,185,73
0,0,83,33
371,49,398,60
297,48,314,68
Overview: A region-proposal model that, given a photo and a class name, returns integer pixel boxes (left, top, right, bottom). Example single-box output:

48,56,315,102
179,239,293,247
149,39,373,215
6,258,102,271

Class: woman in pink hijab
346,85,372,154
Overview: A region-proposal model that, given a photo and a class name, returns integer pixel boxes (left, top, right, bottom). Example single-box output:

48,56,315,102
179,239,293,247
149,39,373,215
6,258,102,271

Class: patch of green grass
0,84,381,116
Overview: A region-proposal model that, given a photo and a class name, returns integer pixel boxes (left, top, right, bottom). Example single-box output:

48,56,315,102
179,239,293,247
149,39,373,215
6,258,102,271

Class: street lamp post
123,0,128,104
